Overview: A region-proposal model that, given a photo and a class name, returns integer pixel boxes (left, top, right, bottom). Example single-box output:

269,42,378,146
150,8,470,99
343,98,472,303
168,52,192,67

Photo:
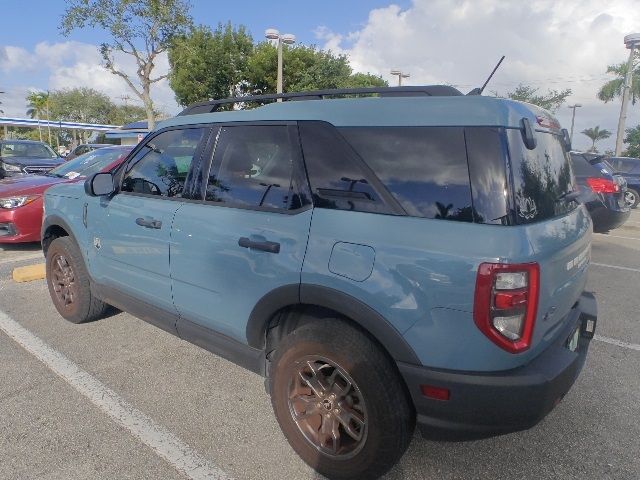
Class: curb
13,263,46,283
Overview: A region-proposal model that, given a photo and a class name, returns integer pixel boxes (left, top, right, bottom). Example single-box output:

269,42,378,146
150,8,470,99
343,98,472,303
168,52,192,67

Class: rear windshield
507,129,577,224
1,142,57,158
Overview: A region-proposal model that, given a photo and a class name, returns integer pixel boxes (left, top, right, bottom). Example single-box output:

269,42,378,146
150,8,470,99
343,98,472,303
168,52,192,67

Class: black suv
0,140,64,178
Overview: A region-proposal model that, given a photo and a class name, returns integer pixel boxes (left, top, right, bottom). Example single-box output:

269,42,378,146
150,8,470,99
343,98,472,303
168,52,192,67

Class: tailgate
524,206,592,356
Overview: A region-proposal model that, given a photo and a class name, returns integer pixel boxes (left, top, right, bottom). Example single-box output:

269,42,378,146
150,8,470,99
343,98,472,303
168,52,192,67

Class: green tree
169,23,254,108
26,91,51,143
48,88,113,124
623,125,640,158
503,84,572,112
245,42,386,96
597,51,640,105
109,104,149,125
581,126,612,152
61,0,193,130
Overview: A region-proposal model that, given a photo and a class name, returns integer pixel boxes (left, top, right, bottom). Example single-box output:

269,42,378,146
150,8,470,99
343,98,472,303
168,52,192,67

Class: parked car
0,139,65,178
0,146,132,243
65,143,113,161
569,152,630,232
42,86,597,480
605,156,640,208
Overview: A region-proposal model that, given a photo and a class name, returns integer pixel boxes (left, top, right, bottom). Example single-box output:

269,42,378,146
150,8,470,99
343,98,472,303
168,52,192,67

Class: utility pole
390,70,410,86
265,29,296,101
615,33,640,156
567,104,582,145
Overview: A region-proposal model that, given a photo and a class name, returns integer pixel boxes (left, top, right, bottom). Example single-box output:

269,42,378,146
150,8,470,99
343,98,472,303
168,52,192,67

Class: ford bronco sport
42,86,597,479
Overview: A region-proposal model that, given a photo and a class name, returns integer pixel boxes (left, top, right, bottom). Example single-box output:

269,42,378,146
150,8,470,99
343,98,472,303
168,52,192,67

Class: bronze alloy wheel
50,252,78,310
288,355,368,459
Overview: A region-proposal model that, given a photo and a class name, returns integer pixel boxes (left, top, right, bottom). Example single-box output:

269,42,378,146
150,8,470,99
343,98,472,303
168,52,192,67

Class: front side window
121,128,206,197
339,126,473,221
206,125,307,211
508,129,577,224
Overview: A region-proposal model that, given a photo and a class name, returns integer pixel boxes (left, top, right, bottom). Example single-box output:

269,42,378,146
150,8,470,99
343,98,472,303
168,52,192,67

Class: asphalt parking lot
1,211,639,480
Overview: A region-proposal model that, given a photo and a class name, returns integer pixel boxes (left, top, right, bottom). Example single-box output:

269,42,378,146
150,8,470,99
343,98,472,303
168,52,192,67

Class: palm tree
26,91,49,143
581,126,612,153
597,51,640,105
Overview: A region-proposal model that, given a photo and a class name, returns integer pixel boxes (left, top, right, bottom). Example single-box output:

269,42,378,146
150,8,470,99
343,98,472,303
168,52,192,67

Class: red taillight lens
586,177,619,193
473,263,540,353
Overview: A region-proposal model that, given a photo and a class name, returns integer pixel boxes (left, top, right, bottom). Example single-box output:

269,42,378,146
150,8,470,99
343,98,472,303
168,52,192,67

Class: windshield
1,142,57,158
49,148,128,179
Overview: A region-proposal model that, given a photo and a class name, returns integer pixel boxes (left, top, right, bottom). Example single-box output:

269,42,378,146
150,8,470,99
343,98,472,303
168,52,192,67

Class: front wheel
46,236,110,323
270,318,415,479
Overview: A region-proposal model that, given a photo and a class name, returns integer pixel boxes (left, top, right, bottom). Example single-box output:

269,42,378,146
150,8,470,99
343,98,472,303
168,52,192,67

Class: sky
1,0,639,152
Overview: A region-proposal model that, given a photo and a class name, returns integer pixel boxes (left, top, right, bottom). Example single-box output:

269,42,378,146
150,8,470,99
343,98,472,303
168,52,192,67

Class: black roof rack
177,85,463,116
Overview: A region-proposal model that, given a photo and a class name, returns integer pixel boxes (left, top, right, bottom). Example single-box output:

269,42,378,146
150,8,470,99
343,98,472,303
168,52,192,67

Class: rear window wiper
556,190,581,203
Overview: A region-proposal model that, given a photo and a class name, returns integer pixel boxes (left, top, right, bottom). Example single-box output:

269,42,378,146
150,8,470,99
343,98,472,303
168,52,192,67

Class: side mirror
561,128,572,151
520,117,537,150
85,172,115,197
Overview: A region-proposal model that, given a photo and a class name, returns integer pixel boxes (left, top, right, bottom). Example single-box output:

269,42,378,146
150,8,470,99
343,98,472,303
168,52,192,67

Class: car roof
0,139,48,145
158,95,555,131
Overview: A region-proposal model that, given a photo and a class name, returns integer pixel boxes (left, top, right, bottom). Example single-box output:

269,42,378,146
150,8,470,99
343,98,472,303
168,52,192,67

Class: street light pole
615,33,640,156
265,29,296,101
390,70,410,86
567,104,582,144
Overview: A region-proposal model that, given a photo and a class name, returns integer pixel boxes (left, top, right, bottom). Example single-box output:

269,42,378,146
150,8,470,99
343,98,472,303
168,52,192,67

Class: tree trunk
142,86,155,131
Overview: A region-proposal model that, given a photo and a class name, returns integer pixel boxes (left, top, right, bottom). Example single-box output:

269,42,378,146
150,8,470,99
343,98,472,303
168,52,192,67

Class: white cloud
317,0,640,152
1,41,178,121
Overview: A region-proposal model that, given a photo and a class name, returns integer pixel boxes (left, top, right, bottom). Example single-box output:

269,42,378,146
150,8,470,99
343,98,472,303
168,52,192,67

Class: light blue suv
42,86,598,480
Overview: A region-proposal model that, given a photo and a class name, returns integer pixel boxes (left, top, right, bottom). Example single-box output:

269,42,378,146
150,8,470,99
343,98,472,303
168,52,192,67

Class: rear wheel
46,236,110,323
625,188,639,208
270,318,415,479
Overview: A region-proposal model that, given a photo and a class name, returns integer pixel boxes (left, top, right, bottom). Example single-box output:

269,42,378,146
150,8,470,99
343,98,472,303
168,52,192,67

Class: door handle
238,237,280,254
136,217,162,229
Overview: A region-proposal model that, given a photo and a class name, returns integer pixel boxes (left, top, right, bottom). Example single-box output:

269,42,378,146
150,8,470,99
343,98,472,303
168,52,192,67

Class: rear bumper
586,201,630,232
398,292,597,438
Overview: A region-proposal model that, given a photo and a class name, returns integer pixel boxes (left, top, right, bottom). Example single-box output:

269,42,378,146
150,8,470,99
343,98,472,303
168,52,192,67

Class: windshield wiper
44,172,64,178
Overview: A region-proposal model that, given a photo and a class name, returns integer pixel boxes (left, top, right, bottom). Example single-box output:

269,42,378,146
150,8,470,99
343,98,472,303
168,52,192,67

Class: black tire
270,317,415,480
46,236,110,324
626,188,639,208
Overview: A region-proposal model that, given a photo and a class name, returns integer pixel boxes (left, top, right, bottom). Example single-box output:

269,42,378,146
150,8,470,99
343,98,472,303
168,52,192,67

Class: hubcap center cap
322,399,333,411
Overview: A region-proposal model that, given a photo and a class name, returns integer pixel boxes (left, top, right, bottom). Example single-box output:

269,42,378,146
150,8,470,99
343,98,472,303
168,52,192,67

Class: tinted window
1,142,57,158
339,126,473,221
206,126,307,211
299,122,393,214
570,153,596,176
465,127,509,224
508,129,577,224
121,128,205,197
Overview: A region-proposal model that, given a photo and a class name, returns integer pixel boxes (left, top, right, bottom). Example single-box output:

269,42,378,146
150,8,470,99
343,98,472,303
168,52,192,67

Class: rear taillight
586,177,619,193
473,263,540,353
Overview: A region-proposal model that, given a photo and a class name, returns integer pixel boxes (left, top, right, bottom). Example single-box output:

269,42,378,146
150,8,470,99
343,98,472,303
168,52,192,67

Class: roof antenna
467,56,505,95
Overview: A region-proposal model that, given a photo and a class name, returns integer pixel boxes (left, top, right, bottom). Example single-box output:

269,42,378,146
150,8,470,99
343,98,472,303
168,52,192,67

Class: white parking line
0,252,43,265
591,262,640,274
0,310,230,480
594,233,640,241
594,334,640,352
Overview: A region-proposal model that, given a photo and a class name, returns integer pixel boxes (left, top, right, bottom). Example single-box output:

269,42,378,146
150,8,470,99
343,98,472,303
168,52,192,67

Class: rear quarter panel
302,206,592,372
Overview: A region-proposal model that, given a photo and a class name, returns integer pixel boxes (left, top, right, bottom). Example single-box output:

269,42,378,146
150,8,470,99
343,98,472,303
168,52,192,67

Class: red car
0,146,132,243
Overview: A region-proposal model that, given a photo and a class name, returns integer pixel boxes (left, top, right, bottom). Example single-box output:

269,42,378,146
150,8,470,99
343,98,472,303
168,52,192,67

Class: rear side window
299,122,395,215
507,129,577,224
339,127,473,221
206,125,308,211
